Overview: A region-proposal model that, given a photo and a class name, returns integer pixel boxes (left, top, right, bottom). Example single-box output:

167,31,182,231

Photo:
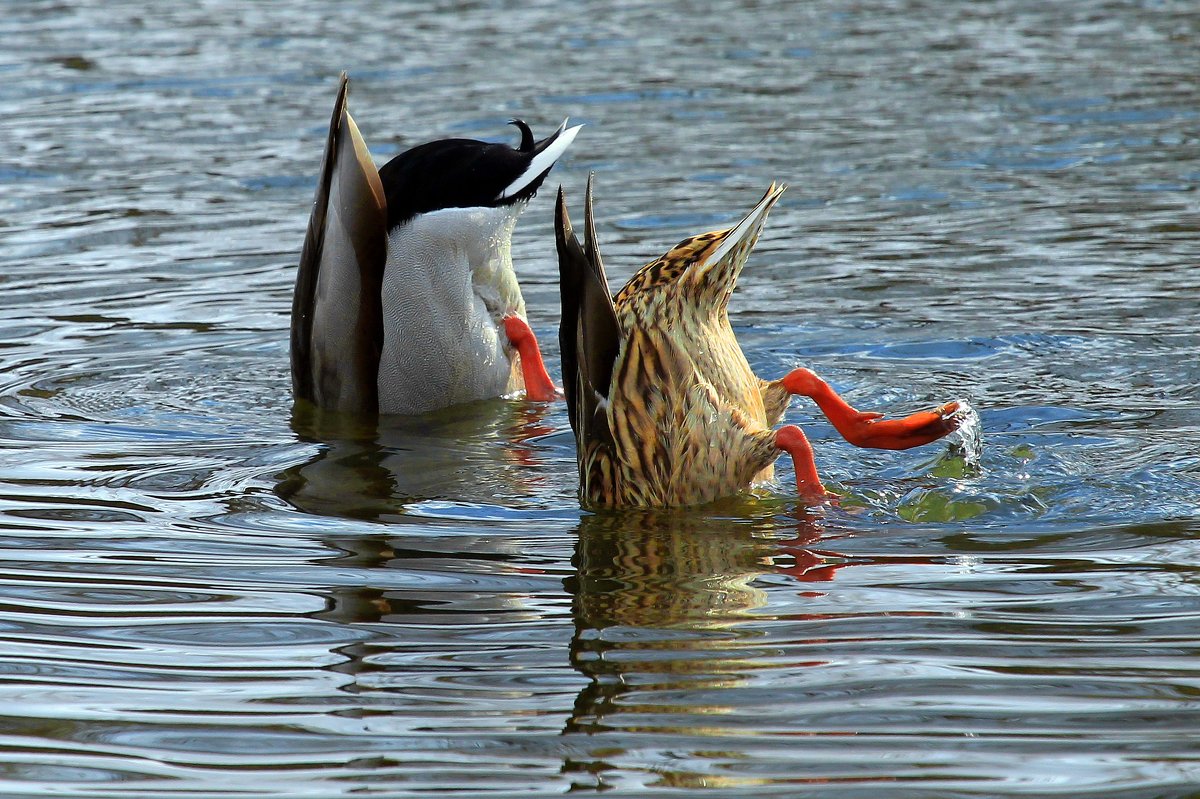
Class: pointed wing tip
584,172,596,229
556,122,584,152
583,174,604,273
747,180,787,219
555,183,577,252
556,175,619,454
557,117,586,134
703,181,787,267
334,72,350,113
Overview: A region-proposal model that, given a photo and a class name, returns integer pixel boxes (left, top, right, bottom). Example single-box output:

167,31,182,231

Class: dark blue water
1,0,1198,796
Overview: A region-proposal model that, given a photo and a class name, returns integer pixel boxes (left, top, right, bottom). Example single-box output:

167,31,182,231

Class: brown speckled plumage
557,178,788,508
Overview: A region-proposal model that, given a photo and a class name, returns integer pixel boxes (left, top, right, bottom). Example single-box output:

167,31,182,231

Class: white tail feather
495,120,583,200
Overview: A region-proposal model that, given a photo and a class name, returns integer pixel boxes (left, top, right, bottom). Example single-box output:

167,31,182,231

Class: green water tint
897,488,990,523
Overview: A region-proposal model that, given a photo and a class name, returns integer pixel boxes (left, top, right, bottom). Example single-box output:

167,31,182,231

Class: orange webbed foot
850,400,962,450
502,316,560,402
781,367,961,451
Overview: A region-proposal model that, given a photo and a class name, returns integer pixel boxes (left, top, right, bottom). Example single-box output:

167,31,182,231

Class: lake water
2,0,1198,796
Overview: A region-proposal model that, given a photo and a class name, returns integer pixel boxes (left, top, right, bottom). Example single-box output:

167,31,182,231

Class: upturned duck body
291,74,580,415
556,177,962,509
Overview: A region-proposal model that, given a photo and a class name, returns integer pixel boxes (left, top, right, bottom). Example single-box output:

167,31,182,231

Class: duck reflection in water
563,505,852,737
277,399,563,520
301,497,862,703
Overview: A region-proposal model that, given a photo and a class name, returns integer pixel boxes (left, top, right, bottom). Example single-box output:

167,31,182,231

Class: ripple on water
1,0,1199,797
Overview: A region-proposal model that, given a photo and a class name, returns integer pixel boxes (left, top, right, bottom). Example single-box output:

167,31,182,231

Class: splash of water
946,398,983,469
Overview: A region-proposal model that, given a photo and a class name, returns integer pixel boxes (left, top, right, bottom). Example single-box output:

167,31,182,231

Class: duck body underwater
556,176,964,509
291,74,579,415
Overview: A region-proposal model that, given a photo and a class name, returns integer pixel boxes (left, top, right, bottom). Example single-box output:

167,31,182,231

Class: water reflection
564,505,835,738
5,0,1199,792
277,398,561,519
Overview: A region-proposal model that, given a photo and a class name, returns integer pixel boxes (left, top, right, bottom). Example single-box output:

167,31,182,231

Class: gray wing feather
291,73,388,413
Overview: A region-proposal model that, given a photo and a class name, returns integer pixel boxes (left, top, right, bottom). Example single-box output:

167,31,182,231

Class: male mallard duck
291,73,581,415
556,176,962,508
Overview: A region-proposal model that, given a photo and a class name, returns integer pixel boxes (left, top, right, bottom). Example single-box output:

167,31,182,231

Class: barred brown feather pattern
563,181,787,509
613,232,722,308
760,378,791,427
580,289,780,508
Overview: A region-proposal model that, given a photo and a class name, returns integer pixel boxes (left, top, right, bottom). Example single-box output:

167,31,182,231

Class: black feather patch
378,120,559,231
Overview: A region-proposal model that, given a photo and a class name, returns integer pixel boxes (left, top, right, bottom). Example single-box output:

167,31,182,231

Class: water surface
1,0,1199,796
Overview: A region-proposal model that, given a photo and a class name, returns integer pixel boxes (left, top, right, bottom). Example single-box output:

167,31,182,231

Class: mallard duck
556,176,962,508
291,73,581,415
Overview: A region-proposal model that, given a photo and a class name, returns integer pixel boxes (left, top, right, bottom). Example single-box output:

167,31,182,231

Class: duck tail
689,182,785,306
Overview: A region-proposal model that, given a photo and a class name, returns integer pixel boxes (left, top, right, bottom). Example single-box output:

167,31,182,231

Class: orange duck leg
781,367,960,451
502,316,559,402
775,424,827,501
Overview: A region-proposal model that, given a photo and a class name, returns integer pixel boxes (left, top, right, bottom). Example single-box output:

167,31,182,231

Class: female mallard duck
292,74,580,415
556,176,962,508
